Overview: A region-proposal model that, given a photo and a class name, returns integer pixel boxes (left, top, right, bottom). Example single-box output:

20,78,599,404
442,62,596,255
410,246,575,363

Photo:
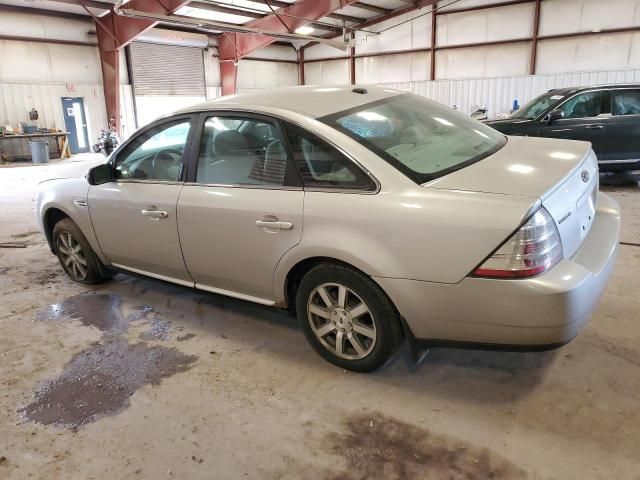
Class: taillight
472,207,563,279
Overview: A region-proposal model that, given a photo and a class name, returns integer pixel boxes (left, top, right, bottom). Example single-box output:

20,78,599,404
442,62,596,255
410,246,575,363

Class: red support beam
95,0,192,133
218,0,360,95
430,1,436,81
530,0,541,75
298,49,305,85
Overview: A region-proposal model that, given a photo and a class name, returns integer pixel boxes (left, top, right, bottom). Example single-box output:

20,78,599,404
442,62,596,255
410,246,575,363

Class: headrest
214,130,248,157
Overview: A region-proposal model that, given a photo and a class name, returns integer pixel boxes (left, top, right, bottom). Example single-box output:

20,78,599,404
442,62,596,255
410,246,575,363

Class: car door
177,113,303,303
599,88,640,165
88,115,196,284
536,90,608,157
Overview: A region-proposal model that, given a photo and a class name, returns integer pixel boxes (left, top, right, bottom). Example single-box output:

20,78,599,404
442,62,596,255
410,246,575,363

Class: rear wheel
53,218,112,284
296,263,403,372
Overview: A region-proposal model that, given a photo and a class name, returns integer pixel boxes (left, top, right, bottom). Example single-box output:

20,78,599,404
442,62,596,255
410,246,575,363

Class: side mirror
543,109,564,125
87,163,113,185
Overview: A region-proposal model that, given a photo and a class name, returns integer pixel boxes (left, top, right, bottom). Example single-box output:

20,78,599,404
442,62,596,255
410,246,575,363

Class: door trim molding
112,263,195,287
195,283,276,306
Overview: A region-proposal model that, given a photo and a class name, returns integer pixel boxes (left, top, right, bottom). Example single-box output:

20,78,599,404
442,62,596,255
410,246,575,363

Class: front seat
205,130,257,184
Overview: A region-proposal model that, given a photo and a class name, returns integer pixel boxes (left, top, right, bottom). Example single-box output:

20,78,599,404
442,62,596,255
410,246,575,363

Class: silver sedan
36,86,620,372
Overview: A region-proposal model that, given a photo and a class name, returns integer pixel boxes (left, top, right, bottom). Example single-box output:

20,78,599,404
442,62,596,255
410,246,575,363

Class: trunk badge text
581,170,590,183
558,211,572,224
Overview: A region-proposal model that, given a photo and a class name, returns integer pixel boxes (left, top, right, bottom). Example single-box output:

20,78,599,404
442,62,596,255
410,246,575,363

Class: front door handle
255,220,293,230
141,209,168,219
585,125,604,130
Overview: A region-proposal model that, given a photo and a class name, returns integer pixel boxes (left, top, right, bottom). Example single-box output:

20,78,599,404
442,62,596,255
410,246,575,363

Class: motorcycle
92,129,119,156
470,105,489,121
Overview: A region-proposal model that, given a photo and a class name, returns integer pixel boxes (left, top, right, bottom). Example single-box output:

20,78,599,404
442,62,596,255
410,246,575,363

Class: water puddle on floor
20,339,197,429
35,294,127,334
23,293,198,429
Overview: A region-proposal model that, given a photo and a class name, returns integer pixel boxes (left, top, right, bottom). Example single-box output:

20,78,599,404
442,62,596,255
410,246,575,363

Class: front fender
37,178,108,264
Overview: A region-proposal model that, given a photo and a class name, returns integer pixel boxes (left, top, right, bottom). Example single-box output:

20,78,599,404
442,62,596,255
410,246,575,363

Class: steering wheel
151,148,183,180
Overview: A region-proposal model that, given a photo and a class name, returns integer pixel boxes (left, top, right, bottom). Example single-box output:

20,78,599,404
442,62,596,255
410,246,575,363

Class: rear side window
611,90,640,116
282,123,376,191
195,116,288,186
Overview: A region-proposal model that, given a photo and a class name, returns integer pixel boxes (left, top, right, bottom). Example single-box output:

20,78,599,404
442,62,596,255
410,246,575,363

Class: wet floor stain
326,413,525,480
177,333,196,342
25,294,198,429
139,317,173,341
36,294,126,333
20,339,197,428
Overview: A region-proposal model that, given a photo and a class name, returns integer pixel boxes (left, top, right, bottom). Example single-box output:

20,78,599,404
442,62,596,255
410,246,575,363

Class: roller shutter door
129,42,205,96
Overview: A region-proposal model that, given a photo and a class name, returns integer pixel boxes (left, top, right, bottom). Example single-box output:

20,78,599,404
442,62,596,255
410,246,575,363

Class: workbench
0,132,70,162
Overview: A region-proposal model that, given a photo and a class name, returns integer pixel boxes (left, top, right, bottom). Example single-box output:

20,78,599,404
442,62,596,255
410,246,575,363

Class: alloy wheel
56,231,89,281
307,283,377,360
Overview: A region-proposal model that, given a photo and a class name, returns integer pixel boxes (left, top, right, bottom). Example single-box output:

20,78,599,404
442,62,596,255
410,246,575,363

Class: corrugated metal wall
379,68,640,115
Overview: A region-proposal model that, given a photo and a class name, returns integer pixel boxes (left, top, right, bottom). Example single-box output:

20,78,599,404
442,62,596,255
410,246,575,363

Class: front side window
510,91,568,119
283,123,376,191
322,94,506,184
196,116,288,186
611,90,640,116
558,91,603,119
114,119,191,181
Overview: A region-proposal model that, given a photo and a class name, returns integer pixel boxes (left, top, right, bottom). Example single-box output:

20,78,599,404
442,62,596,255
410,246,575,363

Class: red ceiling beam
95,0,192,133
218,0,360,96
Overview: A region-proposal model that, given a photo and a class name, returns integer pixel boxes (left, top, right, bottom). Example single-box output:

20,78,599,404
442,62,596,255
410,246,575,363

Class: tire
52,218,112,285
296,263,403,372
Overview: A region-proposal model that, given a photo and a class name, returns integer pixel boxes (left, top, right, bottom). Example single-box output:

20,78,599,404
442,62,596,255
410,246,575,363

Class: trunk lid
425,135,599,259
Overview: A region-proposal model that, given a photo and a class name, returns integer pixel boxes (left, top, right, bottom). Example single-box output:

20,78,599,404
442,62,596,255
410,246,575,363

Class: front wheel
53,218,112,284
296,263,403,372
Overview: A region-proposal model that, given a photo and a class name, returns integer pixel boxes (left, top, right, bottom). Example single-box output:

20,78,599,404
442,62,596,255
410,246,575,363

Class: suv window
196,116,288,186
283,123,376,191
114,119,191,181
612,90,640,116
558,91,603,119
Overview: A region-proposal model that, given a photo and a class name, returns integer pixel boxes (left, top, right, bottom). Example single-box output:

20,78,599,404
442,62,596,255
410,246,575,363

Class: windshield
510,91,568,119
321,94,506,184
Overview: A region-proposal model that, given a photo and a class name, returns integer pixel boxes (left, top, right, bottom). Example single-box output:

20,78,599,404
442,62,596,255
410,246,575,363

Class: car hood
37,158,106,185
424,136,592,199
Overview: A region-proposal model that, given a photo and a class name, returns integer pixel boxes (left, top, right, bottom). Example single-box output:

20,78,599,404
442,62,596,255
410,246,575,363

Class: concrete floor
1,157,639,480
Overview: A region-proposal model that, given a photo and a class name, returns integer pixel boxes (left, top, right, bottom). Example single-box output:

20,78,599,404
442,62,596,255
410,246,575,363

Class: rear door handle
585,125,604,130
255,220,293,230
141,209,168,219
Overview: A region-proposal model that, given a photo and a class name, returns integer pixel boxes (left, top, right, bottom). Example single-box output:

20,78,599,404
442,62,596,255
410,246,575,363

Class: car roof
549,83,640,94
173,85,405,119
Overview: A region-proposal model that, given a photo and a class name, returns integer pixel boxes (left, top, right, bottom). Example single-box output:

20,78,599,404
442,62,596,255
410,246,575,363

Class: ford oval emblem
581,170,590,183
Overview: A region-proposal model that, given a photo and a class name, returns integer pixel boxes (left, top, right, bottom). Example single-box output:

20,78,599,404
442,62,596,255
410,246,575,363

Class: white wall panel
539,0,640,36
0,40,102,84
380,68,640,116
0,12,93,43
355,10,431,55
437,3,534,46
304,59,350,85
237,60,298,88
537,33,640,74
303,43,349,60
436,43,530,79
356,52,430,84
251,44,298,61
204,51,221,88
438,0,517,11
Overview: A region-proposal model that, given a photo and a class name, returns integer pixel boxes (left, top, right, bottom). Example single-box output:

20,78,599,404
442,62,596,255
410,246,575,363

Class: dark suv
485,84,640,172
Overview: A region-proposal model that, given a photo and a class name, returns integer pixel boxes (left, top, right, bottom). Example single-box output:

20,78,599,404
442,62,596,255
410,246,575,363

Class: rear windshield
321,94,506,184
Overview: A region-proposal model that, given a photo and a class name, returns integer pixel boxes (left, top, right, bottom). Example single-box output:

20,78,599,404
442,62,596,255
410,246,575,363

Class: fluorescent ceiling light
294,26,314,35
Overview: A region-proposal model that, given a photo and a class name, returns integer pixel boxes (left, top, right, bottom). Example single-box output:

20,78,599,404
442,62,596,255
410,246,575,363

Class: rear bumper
375,193,620,347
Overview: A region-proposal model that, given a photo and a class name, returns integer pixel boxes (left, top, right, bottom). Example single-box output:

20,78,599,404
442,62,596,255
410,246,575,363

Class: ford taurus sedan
36,86,620,372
